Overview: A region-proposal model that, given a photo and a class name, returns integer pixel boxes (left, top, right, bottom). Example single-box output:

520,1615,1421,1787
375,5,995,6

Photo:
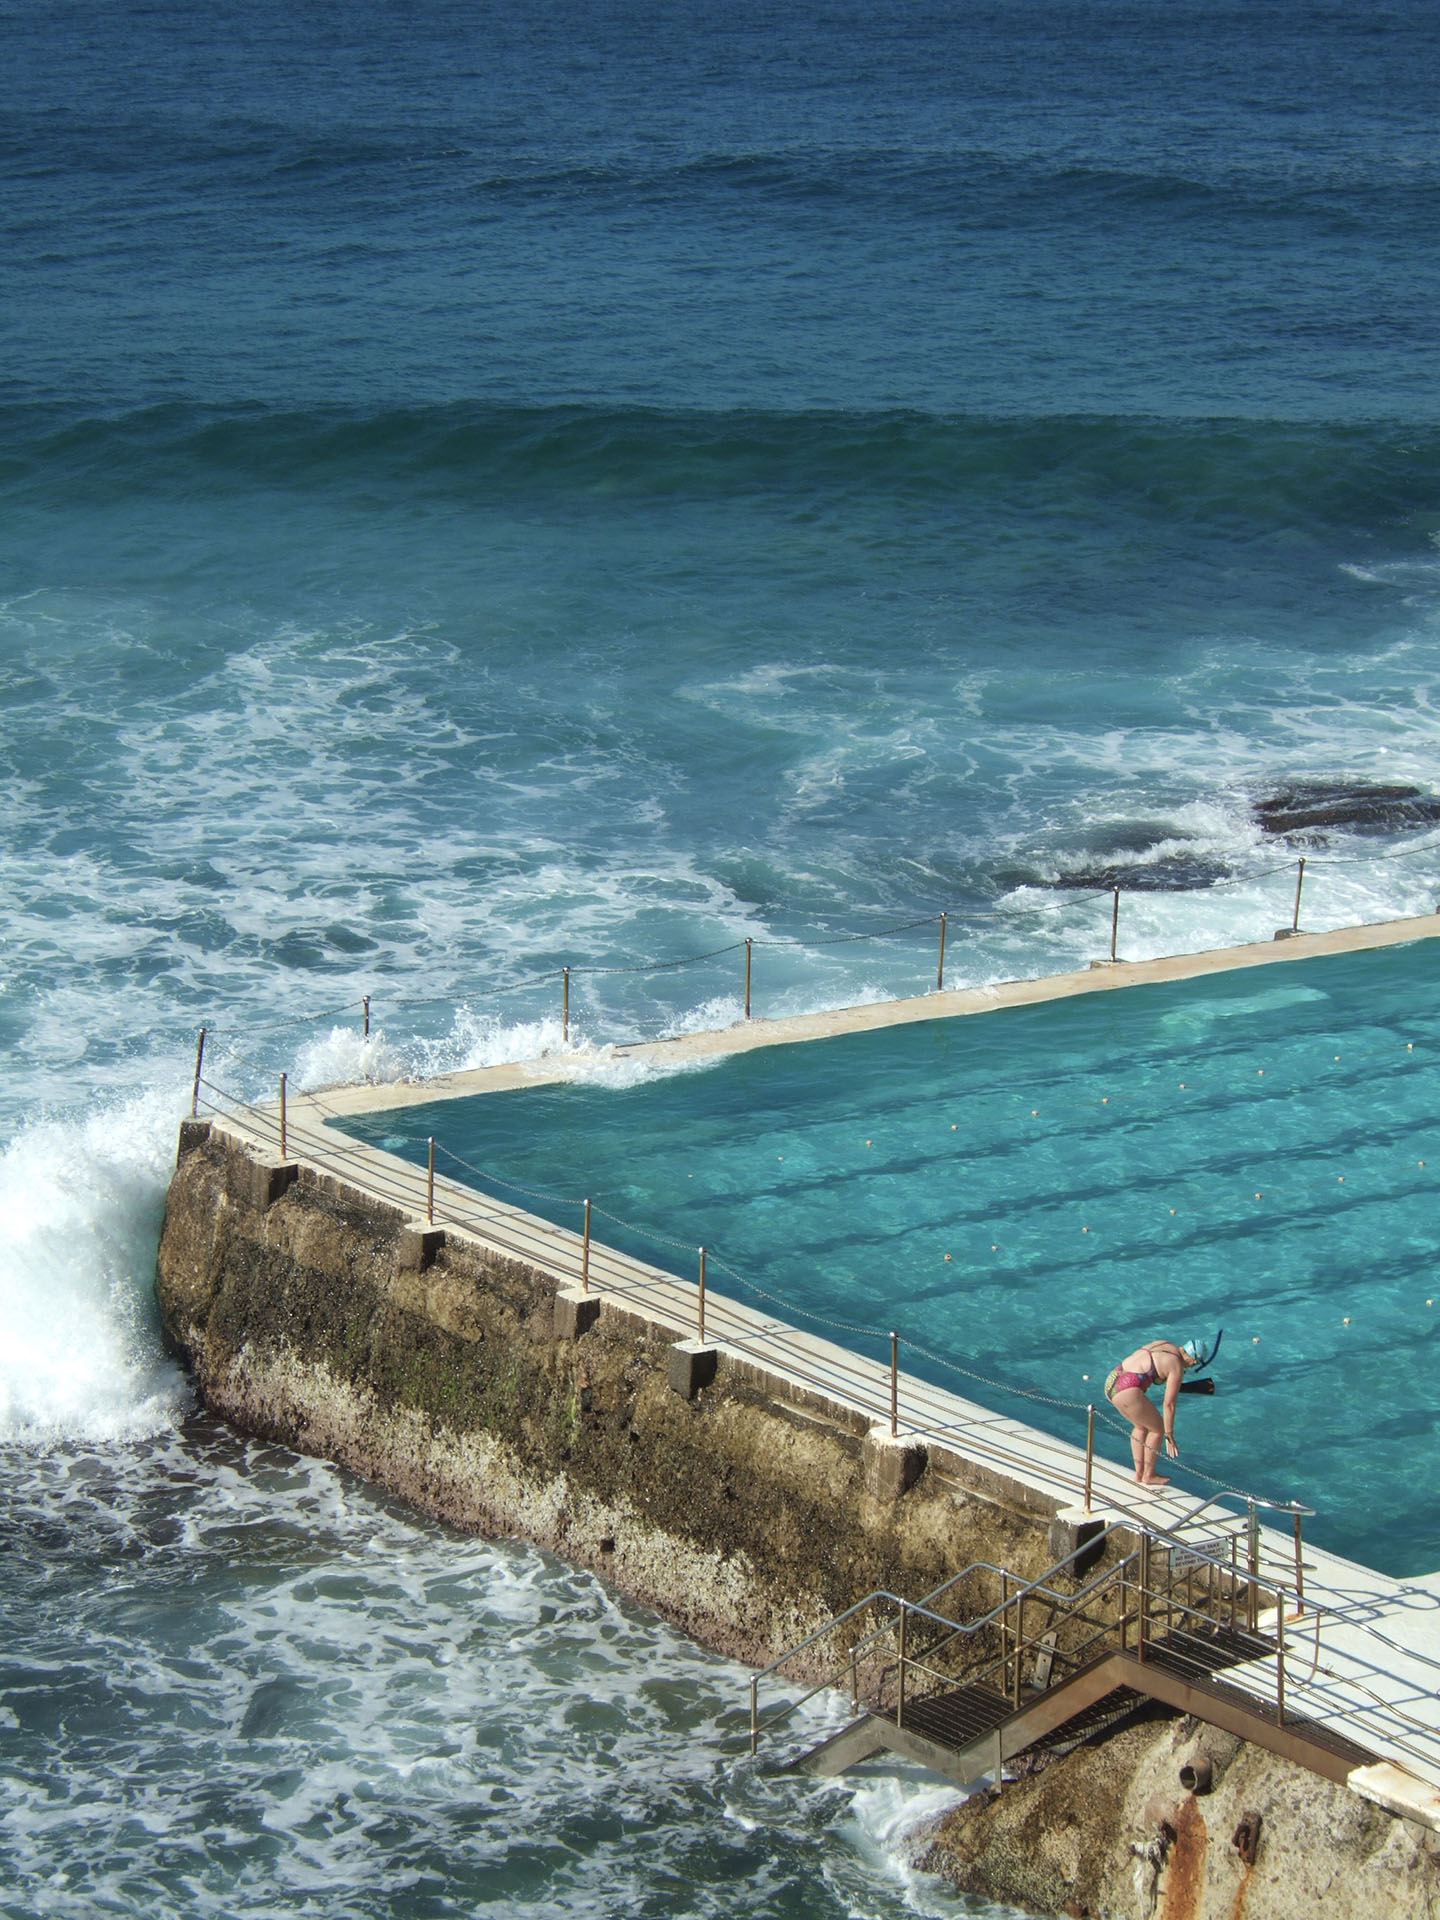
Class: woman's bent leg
1112,1389,1166,1485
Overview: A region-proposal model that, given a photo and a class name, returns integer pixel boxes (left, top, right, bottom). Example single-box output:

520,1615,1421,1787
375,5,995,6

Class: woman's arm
1158,1354,1183,1456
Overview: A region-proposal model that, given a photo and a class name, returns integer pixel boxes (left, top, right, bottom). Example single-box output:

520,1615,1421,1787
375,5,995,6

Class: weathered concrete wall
155,1121,1055,1669
920,1710,1440,1919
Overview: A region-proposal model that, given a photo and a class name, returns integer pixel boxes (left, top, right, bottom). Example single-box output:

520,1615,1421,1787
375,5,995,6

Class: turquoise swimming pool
341,943,1440,1577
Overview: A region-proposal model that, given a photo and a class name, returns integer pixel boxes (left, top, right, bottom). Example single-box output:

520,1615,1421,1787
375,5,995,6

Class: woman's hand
1164,1434,1179,1459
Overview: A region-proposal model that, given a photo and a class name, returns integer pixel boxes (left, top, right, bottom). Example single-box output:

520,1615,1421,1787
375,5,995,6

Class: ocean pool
341,943,1440,1578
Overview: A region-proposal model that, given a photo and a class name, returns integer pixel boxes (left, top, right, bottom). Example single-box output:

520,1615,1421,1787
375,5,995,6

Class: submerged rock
1253,781,1440,840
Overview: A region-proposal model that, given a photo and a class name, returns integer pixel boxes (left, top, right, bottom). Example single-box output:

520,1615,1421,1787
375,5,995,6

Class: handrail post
1292,857,1306,933
744,938,752,1020
1012,1592,1024,1708
191,1027,206,1118
1121,1559,1136,1651
1144,1520,1159,1658
581,1198,591,1294
850,1645,859,1711
1276,1588,1287,1725
749,1675,758,1755
426,1136,435,1225
936,912,947,991
697,1246,706,1344
1000,1571,1009,1675
1083,1403,1095,1514
279,1073,287,1159
896,1602,907,1729
1247,1501,1260,1633
562,966,570,1045
1293,1510,1305,1616
889,1331,898,1437
362,994,370,1038
1229,1533,1238,1630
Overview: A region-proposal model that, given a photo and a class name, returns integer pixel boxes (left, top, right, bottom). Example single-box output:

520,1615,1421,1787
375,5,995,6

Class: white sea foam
0,1083,191,1442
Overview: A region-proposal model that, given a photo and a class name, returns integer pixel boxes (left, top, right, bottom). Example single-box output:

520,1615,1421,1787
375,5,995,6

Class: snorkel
1177,1328,1223,1395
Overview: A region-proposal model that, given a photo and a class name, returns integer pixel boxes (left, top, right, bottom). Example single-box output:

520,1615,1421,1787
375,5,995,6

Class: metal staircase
749,1517,1380,1791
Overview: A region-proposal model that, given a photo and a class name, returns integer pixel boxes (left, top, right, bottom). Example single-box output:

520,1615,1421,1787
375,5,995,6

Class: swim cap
1182,1331,1222,1368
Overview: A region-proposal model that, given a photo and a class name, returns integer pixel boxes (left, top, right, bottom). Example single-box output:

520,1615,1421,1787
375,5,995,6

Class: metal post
1247,1501,1260,1633
1137,1533,1149,1661
1293,1511,1305,1615
362,994,370,1038
1118,1565,1128,1652
1110,886,1120,963
426,1137,435,1225
562,967,570,1045
744,938,752,1020
278,1073,287,1159
191,1028,206,1118
936,912,948,991
1000,1571,1009,1675
697,1246,706,1344
1012,1593,1024,1708
581,1198,591,1294
1083,1404,1095,1514
1276,1589,1287,1725
889,1331,898,1437
896,1602,907,1729
850,1646,858,1711
749,1676,758,1755
1229,1534,1238,1631
1291,857,1306,934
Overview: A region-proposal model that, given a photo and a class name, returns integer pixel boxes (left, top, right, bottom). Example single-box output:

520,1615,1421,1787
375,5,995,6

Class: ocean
3,1,1440,1911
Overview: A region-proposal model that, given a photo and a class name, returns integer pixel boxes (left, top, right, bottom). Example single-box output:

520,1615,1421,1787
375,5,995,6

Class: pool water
342,944,1440,1578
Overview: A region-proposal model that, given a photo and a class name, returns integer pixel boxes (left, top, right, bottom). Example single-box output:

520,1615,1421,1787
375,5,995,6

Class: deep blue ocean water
4,2,1440,1912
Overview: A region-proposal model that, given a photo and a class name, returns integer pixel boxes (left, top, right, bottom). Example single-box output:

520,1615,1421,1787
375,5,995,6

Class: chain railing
178,839,1440,1065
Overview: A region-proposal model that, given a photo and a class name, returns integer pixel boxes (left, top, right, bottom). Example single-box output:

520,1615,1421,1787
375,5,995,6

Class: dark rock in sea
1047,853,1233,892
996,851,1233,892
1253,781,1440,840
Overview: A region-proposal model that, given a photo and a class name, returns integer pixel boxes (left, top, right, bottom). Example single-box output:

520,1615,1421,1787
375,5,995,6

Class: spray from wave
0,1083,192,1442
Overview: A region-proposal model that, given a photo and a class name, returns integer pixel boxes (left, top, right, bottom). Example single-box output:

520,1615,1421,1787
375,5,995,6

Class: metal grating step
879,1682,1013,1750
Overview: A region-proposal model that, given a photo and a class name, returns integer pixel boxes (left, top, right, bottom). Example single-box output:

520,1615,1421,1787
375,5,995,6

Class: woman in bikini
1104,1337,1204,1486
